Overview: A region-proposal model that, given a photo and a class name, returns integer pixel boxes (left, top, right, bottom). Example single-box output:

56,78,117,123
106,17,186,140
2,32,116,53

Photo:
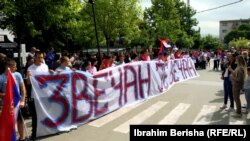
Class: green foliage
224,23,250,44
0,0,203,52
202,34,222,50
228,37,249,49
149,0,181,42
175,0,198,36
192,28,202,49
81,0,142,49
142,0,200,49
1,0,83,51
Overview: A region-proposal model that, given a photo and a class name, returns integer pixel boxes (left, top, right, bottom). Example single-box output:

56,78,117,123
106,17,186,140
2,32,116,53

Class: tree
0,0,82,51
175,0,198,36
175,31,194,49
144,0,182,44
202,34,222,50
174,0,199,49
224,23,250,44
142,0,200,49
192,28,202,49
228,37,249,49
82,0,141,51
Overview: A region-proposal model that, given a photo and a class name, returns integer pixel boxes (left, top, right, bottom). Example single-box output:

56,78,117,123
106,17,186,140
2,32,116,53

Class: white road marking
192,105,217,124
159,103,191,124
88,103,142,127
113,101,168,134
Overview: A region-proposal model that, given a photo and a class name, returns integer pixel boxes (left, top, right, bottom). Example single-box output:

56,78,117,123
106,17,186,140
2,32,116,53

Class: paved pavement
22,66,250,141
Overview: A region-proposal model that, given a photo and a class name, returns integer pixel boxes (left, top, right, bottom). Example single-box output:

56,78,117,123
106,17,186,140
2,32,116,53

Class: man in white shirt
26,51,50,141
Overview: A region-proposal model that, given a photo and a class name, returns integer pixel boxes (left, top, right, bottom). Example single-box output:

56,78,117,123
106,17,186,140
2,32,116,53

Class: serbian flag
159,39,171,54
0,70,21,141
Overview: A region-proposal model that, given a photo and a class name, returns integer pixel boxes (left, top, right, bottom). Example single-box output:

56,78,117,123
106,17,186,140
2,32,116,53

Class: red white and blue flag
159,39,171,55
0,70,21,141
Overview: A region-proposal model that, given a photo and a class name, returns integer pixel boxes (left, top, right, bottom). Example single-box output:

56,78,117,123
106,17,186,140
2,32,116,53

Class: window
222,29,227,33
232,22,239,28
221,22,227,26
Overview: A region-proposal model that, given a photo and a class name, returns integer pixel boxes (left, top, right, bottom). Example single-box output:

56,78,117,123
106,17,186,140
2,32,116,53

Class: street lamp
83,0,101,67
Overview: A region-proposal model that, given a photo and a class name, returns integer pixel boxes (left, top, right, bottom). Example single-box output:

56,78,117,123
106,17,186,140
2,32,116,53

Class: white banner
30,58,199,137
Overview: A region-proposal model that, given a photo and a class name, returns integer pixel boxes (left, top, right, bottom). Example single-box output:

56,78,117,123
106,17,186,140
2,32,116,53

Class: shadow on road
209,89,224,104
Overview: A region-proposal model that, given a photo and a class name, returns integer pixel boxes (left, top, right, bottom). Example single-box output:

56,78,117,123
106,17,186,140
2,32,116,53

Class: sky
141,0,250,37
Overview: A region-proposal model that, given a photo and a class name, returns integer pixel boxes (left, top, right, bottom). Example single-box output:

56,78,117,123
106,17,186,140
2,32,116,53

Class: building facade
219,18,250,43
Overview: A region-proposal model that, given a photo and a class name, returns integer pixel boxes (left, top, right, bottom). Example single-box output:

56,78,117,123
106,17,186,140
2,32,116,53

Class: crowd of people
0,47,190,141
0,46,250,141
219,49,250,118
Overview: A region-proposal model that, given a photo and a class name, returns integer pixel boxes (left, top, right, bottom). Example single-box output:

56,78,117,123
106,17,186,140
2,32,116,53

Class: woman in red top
141,49,150,61
99,55,113,70
174,50,182,59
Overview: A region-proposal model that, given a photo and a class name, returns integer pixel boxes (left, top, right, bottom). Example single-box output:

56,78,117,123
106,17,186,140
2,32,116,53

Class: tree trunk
105,35,110,55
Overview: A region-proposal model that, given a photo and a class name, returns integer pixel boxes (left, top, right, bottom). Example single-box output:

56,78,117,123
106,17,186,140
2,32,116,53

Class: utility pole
91,0,101,68
187,0,190,52
84,0,101,68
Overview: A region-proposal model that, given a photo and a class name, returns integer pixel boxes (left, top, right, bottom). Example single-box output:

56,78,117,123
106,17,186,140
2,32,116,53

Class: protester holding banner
26,51,50,141
28,57,198,137
140,49,150,61
130,54,139,62
0,58,27,141
55,56,71,72
89,58,98,74
99,55,113,70
156,53,164,62
170,50,176,60
116,54,126,66
81,60,91,73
